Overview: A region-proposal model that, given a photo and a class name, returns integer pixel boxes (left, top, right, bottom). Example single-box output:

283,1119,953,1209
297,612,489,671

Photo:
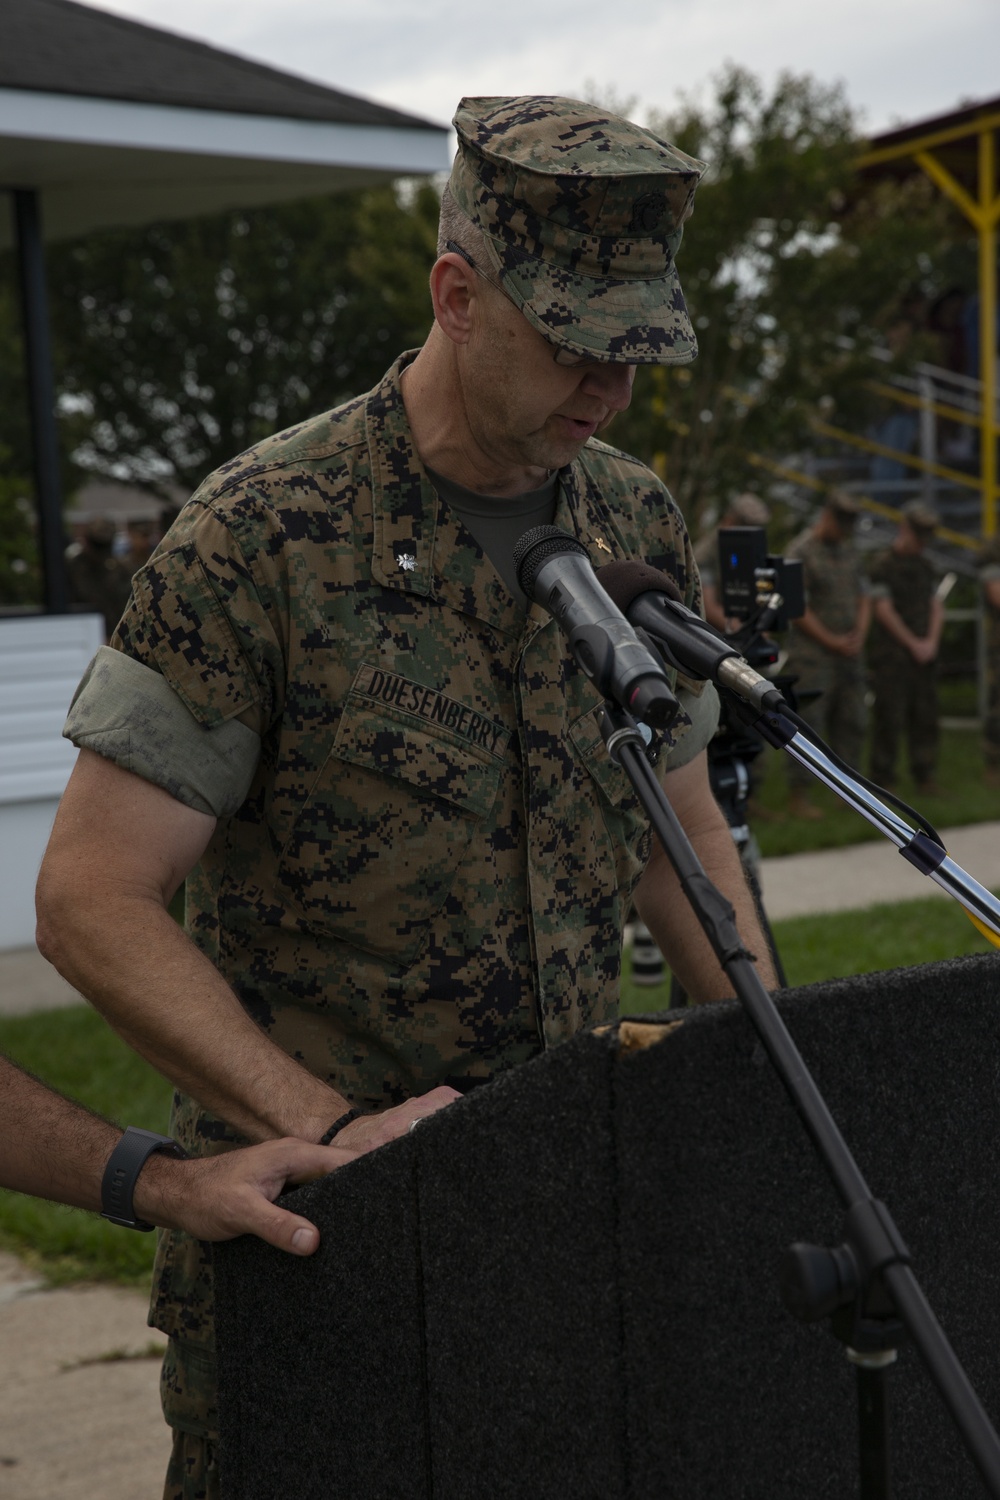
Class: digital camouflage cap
727,491,771,526
449,96,707,365
827,488,861,517
902,499,940,533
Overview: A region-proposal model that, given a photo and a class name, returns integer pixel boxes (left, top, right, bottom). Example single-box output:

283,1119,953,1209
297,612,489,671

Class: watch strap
101,1126,187,1231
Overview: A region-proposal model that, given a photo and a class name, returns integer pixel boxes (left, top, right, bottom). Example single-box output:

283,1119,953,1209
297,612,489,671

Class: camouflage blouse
65,353,713,1356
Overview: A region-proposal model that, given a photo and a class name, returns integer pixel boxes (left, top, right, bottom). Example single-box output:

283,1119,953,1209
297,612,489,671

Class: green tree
47,181,440,494
4,76,969,571
0,460,40,607
0,268,42,608
603,67,955,533
0,271,30,474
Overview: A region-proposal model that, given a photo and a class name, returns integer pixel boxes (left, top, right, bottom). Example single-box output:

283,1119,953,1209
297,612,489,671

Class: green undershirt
427,466,559,605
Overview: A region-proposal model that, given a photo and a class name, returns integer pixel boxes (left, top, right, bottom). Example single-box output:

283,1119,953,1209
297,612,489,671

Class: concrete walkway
0,969,171,1497
759,819,1000,922
0,1254,170,1499
0,945,84,1018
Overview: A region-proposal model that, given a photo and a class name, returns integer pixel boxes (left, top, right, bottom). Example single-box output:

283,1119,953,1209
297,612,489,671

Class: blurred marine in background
783,490,870,819
66,516,132,640
868,500,943,794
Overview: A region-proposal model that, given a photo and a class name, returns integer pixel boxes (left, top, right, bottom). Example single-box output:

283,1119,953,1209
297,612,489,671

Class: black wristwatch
101,1126,187,1231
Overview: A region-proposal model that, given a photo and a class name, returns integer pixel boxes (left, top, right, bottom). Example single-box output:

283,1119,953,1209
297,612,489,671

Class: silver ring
408,1118,421,1135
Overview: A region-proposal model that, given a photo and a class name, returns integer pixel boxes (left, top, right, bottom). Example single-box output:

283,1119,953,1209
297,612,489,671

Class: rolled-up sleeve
64,647,260,817
660,682,720,772
62,498,284,817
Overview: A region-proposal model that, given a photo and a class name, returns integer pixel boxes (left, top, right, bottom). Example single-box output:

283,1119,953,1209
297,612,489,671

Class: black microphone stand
600,699,1000,1500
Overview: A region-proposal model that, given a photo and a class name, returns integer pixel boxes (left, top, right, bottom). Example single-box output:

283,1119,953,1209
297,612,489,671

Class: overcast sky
89,0,997,139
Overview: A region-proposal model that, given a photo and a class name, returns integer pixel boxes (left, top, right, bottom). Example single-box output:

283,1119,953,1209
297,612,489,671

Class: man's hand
0,1050,458,1257
795,607,849,656
910,635,938,666
873,596,940,666
335,1086,462,1154
133,1138,361,1254
837,626,865,658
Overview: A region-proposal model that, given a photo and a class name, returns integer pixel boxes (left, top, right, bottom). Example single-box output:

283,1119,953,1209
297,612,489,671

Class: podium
215,952,1000,1498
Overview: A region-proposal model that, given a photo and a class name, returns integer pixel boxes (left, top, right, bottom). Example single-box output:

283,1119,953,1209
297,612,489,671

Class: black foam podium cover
215,952,1000,1498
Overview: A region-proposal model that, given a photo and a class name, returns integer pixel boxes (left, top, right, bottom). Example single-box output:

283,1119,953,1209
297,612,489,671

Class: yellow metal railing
866,379,982,431
809,416,993,498
745,451,979,552
859,114,1000,536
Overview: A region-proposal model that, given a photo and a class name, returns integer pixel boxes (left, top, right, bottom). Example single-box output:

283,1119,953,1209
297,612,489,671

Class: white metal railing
0,613,103,805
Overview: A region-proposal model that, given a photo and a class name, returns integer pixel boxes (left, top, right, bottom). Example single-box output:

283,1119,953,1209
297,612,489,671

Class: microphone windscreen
596,560,682,611
513,525,588,598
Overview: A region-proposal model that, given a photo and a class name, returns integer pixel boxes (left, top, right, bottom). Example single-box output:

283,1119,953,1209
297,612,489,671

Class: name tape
358,667,509,757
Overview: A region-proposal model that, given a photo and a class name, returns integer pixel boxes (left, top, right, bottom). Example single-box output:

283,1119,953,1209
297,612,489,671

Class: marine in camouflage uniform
783,493,870,810
869,501,943,790
978,538,1000,780
66,516,133,640
39,97,778,1500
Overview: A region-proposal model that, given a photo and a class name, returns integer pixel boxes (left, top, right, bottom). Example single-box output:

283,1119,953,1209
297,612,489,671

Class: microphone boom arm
734,699,1000,944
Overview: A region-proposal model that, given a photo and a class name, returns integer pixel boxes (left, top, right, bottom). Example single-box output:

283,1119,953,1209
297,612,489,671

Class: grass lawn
0,1007,173,1286
621,890,999,1013
749,724,999,860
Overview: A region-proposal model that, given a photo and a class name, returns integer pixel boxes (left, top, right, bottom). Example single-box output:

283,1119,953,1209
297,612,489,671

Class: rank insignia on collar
591,536,612,555
397,553,417,572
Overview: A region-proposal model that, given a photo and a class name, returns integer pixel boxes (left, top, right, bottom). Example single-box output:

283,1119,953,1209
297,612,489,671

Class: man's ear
429,253,477,347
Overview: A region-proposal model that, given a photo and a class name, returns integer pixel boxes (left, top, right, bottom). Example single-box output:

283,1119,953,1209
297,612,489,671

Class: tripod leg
630,918,665,987
744,859,787,989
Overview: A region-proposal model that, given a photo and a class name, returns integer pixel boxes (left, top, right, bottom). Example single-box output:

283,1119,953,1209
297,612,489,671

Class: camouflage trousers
160,1337,221,1500
783,651,867,788
870,653,938,787
164,1431,220,1500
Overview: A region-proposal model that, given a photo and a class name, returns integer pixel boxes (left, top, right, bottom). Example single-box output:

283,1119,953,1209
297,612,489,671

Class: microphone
513,527,680,729
596,559,787,714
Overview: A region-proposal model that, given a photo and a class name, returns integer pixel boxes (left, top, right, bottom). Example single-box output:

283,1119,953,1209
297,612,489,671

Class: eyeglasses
444,240,593,368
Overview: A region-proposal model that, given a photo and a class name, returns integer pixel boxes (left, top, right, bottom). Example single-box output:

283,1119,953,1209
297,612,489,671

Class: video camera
705,526,805,895
718,526,805,631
